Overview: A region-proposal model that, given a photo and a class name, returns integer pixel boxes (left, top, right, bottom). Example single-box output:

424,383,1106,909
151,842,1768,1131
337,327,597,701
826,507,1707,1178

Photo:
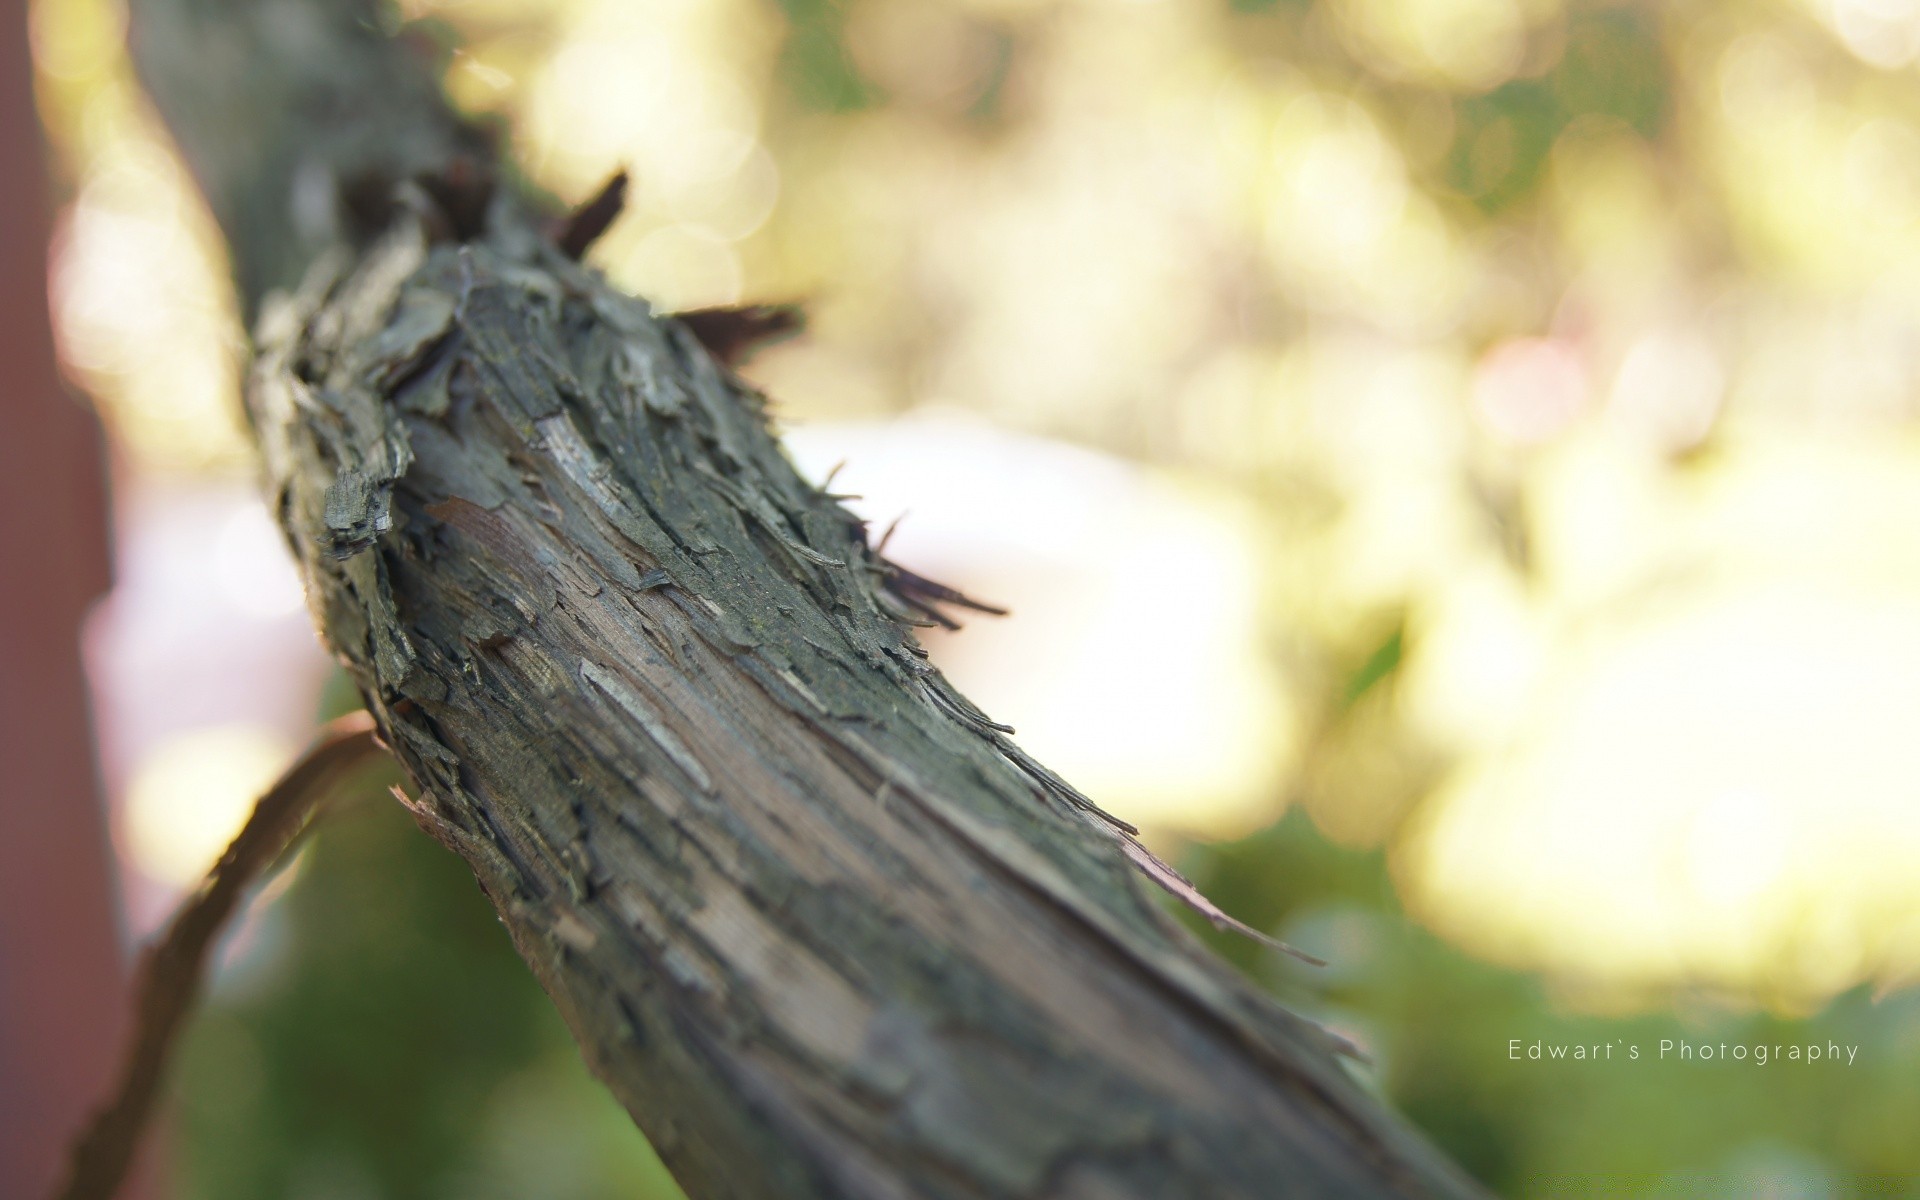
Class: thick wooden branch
130,2,1487,1196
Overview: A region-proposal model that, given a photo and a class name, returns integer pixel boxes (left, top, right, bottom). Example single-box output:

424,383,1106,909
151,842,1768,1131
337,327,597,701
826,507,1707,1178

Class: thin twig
674,303,805,367
553,168,628,260
53,712,386,1200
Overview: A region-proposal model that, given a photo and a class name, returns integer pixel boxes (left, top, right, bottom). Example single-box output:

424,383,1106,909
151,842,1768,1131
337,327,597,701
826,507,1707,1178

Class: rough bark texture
131,2,1488,1197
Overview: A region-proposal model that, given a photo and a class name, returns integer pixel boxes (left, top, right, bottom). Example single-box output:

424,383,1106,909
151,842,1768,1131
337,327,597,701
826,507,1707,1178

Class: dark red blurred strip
0,9,153,1198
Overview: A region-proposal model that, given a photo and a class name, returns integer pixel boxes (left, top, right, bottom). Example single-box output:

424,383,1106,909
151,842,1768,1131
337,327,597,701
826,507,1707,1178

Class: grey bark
129,2,1489,1197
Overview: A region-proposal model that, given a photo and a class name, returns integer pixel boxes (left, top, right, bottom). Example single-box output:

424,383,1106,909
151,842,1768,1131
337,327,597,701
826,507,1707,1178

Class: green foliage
1177,813,1920,1197
1341,622,1405,710
773,0,875,113
1446,11,1669,213
1554,9,1670,138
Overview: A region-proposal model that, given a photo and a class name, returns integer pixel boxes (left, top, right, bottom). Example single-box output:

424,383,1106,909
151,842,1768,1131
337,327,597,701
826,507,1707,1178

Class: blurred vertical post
0,6,149,1197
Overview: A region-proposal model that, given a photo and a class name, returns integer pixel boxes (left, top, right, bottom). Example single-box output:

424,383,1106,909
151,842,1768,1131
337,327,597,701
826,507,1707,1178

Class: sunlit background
30,0,1920,1194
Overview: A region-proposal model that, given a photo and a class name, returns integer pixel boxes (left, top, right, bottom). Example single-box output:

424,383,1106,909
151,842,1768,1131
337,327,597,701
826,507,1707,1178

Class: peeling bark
129,1,1488,1196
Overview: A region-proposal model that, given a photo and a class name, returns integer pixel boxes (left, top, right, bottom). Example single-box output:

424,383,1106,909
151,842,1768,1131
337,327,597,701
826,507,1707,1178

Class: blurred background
23,0,1920,1194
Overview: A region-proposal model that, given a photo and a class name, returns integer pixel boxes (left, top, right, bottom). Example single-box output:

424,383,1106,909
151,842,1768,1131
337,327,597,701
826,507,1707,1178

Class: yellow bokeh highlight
121,725,299,888
34,0,1920,1010
1332,0,1540,92
34,0,249,474
1404,433,1920,1006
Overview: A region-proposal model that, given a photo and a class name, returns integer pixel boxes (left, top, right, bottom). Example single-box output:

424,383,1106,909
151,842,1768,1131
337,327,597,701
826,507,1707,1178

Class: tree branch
54,715,383,1200
128,2,1487,1196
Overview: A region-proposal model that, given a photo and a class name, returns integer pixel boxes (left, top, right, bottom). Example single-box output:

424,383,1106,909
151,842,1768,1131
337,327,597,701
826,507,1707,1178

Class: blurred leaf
1448,81,1562,212
1552,10,1668,137
773,0,875,113
1341,621,1405,710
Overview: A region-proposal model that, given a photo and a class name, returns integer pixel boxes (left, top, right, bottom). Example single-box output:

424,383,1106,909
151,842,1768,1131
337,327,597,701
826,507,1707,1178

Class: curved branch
55,715,384,1200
